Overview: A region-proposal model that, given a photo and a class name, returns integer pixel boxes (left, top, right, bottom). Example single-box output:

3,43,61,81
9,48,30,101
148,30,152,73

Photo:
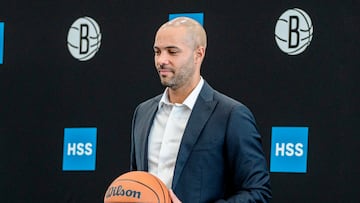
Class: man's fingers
169,189,182,203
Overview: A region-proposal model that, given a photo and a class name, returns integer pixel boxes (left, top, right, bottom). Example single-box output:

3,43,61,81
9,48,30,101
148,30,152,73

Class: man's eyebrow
153,46,180,49
165,46,180,49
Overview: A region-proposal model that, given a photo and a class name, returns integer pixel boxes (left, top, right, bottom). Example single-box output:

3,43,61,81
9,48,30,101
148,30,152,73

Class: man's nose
156,53,170,66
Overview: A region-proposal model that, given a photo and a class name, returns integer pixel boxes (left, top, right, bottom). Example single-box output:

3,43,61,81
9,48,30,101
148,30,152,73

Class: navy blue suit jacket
130,81,272,203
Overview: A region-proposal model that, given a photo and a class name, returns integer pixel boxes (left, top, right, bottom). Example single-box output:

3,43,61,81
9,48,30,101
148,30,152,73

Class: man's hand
169,189,182,203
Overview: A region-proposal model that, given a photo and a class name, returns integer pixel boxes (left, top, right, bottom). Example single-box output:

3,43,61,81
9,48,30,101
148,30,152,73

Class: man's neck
167,77,200,104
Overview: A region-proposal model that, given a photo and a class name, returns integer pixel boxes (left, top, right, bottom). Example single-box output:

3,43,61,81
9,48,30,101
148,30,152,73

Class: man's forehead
155,30,191,46
157,25,188,37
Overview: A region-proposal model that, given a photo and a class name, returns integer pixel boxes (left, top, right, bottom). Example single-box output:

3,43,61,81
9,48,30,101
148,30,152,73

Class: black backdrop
0,0,359,202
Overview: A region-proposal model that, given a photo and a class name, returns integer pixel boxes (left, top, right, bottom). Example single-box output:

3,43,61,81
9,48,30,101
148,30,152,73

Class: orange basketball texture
104,171,171,203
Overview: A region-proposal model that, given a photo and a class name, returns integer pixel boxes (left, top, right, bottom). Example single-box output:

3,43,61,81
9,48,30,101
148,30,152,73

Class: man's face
153,26,197,90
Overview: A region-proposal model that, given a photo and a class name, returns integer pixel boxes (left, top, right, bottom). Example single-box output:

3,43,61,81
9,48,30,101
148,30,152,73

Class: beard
159,63,195,90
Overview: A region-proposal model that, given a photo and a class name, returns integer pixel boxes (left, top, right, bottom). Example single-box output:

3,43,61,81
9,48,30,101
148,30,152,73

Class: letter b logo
275,8,313,55
79,24,89,54
67,16,101,61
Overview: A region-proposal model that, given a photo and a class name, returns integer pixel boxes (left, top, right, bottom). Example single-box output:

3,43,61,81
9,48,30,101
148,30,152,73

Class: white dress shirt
148,77,204,188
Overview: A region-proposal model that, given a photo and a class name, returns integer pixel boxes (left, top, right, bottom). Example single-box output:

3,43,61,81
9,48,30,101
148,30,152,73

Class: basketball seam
152,177,168,203
116,178,161,203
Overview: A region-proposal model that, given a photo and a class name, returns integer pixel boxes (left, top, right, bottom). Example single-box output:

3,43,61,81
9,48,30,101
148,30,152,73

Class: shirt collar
158,77,204,110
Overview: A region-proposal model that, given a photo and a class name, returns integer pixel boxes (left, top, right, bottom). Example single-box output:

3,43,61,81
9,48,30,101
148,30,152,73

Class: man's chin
160,80,175,88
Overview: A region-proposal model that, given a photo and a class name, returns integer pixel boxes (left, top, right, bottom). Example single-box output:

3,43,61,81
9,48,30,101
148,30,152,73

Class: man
130,17,272,203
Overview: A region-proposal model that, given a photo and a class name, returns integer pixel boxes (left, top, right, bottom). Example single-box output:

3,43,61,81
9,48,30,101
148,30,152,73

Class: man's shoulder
201,81,249,110
137,94,162,108
205,87,254,119
210,88,244,107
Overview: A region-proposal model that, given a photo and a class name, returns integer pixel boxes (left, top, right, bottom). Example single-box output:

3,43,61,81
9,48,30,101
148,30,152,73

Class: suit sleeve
218,105,272,203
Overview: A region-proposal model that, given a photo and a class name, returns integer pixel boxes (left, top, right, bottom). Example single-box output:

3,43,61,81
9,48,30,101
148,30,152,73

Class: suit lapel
137,96,160,170
172,82,217,188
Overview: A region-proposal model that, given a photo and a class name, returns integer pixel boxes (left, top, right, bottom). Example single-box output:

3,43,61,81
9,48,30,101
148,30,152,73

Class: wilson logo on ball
275,8,313,55
105,185,141,199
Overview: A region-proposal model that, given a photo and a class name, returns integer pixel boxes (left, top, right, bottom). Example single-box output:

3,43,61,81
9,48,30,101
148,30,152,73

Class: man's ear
194,46,205,63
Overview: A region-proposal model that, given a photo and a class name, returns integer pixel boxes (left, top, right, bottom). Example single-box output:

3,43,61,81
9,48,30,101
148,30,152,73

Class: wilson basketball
104,171,171,203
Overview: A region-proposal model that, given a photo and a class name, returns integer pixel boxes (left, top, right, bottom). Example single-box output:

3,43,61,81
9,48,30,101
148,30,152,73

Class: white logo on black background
275,8,313,55
67,17,101,61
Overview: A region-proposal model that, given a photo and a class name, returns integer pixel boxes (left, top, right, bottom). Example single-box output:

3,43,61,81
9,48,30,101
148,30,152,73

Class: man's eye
168,50,178,54
154,50,160,55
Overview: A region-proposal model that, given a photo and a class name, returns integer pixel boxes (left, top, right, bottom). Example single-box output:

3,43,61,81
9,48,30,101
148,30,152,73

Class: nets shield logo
62,127,97,171
275,8,313,55
67,17,101,61
270,127,309,173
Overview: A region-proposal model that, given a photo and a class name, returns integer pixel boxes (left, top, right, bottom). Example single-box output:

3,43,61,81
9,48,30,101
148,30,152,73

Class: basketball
104,171,171,203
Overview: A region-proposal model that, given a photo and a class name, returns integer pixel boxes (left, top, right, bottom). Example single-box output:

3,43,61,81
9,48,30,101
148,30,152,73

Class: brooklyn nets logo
67,16,102,61
275,8,313,55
